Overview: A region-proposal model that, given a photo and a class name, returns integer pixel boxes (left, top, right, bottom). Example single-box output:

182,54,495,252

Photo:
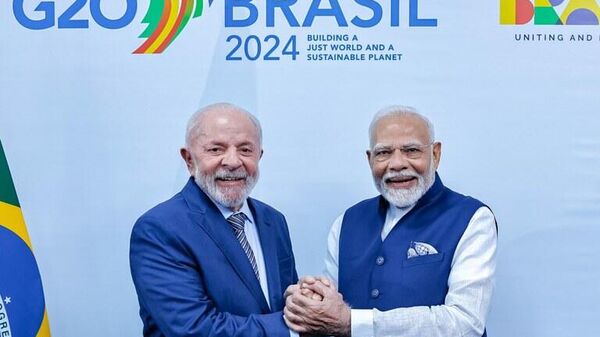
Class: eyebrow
372,142,424,149
204,141,257,147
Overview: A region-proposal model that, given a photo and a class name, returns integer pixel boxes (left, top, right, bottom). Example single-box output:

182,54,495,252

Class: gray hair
368,105,435,147
185,102,263,147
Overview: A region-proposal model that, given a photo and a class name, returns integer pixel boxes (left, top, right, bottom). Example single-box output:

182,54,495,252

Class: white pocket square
407,241,438,259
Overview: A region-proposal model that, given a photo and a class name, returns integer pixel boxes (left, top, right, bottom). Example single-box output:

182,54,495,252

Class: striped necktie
227,212,260,281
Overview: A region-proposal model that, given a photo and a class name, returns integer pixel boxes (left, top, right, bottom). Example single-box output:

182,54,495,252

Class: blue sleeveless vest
339,173,487,336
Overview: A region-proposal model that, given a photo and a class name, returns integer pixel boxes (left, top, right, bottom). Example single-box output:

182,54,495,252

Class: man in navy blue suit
130,103,298,337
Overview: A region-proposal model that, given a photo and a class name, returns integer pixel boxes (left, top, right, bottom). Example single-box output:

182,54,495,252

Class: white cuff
351,309,374,337
289,329,299,337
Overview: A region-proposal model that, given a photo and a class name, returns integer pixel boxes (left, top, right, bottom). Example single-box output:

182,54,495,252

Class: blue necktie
227,212,260,281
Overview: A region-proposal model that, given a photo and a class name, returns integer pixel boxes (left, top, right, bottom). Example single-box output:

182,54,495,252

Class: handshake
283,276,351,337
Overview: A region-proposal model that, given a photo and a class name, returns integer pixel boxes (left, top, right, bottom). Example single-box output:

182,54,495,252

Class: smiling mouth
216,177,246,183
386,176,416,184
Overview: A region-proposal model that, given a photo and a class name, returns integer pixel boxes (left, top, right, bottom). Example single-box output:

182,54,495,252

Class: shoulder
249,197,285,221
338,196,384,232
342,195,382,218
440,187,498,234
131,192,193,240
346,195,381,212
468,206,497,234
138,192,187,222
441,186,489,215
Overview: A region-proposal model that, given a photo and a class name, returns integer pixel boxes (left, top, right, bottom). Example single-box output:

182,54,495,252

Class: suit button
371,289,380,298
375,256,385,265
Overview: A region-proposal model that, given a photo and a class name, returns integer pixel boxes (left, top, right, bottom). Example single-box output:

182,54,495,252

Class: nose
387,148,408,171
221,147,242,169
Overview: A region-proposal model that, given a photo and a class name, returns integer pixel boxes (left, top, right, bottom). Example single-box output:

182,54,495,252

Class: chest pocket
402,252,445,267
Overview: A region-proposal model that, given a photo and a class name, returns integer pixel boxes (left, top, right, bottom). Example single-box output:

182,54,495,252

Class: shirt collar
386,203,414,223
212,198,255,224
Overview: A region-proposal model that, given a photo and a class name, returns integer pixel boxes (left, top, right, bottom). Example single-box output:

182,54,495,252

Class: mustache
214,168,248,180
382,171,418,181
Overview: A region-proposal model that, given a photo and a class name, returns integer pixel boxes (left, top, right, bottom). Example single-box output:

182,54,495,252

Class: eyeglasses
370,142,434,162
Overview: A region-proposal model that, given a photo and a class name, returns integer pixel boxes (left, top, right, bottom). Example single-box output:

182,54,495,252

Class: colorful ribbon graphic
134,0,213,54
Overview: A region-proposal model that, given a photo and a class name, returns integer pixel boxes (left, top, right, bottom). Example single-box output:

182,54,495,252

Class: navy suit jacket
130,178,298,337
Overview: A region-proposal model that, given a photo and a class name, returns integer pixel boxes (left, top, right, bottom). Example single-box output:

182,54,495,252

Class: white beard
193,165,258,209
374,160,436,208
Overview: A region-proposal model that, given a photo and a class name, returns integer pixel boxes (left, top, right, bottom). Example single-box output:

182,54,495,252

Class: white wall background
1,1,599,336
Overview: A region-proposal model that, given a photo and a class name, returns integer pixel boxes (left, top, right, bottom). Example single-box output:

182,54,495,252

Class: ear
180,148,194,175
432,142,442,170
366,149,376,169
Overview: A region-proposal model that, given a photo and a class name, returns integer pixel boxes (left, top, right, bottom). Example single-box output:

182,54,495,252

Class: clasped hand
283,276,351,337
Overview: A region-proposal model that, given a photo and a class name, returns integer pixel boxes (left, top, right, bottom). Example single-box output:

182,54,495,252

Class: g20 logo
13,0,137,29
12,0,210,54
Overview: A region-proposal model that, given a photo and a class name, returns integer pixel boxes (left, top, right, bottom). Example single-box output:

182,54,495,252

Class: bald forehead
377,114,428,130
186,104,262,146
198,107,253,127
197,109,259,138
372,115,430,145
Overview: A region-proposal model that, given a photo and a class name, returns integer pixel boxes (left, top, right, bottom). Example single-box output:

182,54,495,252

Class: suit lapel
250,199,283,311
181,179,270,312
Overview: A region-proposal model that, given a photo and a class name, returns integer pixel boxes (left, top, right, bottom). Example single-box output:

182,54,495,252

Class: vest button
376,256,385,265
371,289,380,298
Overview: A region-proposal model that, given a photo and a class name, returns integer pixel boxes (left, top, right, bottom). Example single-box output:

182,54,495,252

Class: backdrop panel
1,1,599,336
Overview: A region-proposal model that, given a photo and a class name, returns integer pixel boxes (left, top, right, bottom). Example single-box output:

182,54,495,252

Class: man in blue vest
130,103,298,337
284,106,497,337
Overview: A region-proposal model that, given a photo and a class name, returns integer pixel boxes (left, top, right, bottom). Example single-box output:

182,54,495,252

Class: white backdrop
1,1,600,336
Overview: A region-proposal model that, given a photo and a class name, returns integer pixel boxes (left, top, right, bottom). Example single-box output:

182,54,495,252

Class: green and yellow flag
0,140,51,337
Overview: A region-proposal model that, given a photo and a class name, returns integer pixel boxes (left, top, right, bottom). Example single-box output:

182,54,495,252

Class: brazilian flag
0,140,51,337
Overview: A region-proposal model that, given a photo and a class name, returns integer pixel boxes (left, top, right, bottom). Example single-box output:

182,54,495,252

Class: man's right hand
283,276,351,337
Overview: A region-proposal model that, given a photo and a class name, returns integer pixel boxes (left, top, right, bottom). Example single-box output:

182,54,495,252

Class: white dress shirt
324,205,497,337
213,200,271,308
214,199,300,337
